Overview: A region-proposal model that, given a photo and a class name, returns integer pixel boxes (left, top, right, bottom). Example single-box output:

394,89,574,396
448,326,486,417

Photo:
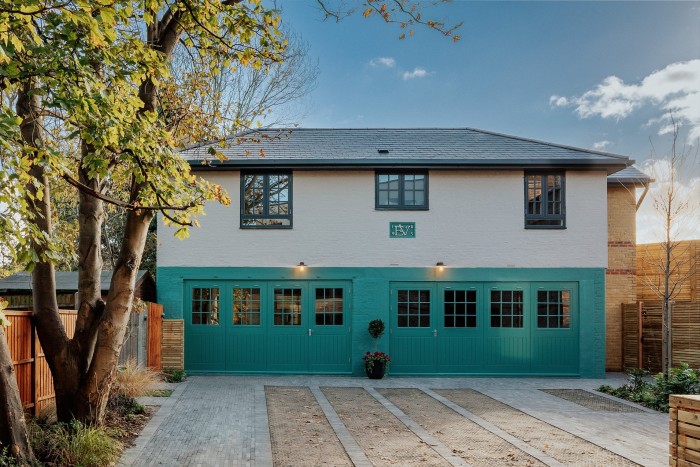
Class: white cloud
636,158,700,243
369,57,396,68
402,67,429,80
550,60,700,141
549,95,569,107
593,140,612,150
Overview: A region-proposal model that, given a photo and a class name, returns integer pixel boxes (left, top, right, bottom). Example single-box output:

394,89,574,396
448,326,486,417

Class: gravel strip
265,386,352,466
323,386,451,466
436,389,639,467
378,388,543,467
539,389,643,412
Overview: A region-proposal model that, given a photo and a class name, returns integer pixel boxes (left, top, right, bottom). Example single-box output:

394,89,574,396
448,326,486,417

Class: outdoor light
436,262,445,271
298,261,306,271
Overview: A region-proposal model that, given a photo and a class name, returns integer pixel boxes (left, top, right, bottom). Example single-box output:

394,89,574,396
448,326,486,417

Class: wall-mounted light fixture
436,261,445,271
298,261,307,271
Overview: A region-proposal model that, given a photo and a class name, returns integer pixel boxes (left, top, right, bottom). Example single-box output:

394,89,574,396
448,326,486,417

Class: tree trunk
72,209,153,424
0,326,36,466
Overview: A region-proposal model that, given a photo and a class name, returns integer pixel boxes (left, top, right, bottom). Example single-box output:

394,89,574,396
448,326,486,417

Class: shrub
599,364,700,412
31,420,121,467
0,446,20,467
163,368,186,383
108,393,146,418
114,359,161,398
367,319,385,340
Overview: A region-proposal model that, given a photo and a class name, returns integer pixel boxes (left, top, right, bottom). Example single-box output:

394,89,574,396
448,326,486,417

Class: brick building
606,167,652,370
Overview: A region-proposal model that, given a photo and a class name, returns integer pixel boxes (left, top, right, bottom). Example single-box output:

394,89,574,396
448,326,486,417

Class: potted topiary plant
363,319,390,379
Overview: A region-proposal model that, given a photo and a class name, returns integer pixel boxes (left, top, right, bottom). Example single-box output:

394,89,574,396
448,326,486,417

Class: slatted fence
5,310,77,415
670,395,700,466
162,319,184,370
638,241,699,303
5,304,163,415
622,301,700,372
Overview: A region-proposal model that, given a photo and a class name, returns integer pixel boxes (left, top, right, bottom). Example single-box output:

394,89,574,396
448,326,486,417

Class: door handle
433,329,438,337
308,329,313,337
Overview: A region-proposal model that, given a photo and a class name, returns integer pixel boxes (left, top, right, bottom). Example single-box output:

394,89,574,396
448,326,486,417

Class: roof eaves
189,158,628,173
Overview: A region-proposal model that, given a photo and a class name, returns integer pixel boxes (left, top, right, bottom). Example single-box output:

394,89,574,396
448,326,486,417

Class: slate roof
0,270,150,292
183,128,632,174
607,165,653,186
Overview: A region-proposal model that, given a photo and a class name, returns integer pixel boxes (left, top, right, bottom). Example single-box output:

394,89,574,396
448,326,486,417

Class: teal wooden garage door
389,282,579,375
185,281,351,373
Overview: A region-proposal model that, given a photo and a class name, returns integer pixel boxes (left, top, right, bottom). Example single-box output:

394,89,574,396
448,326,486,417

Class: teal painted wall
157,266,606,378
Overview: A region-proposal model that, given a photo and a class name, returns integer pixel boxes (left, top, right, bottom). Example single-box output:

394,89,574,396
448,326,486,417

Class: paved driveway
120,374,667,467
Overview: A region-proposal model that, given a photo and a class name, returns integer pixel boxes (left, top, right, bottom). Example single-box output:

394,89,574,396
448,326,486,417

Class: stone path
120,374,668,467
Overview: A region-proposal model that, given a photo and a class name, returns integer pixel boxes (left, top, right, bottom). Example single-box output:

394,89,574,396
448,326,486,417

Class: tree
0,5,459,464
640,119,700,377
0,299,36,466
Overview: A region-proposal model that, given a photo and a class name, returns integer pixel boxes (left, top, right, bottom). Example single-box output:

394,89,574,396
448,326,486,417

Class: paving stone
120,374,667,467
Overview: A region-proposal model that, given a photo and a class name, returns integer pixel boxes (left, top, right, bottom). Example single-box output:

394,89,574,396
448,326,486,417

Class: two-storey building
157,128,634,377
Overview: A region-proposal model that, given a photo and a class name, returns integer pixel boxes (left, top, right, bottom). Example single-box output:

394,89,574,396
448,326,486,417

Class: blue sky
276,1,700,241
278,1,698,162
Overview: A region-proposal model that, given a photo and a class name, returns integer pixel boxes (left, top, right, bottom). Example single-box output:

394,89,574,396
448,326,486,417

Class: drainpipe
636,183,650,211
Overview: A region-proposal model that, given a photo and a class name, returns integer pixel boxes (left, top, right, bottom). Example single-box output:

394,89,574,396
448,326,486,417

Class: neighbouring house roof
182,128,633,174
607,165,653,187
0,270,152,293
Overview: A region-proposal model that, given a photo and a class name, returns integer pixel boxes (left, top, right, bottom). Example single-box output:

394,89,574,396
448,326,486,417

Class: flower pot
365,361,387,379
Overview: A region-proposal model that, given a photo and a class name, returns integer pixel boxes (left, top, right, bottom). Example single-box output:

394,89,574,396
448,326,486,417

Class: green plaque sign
390,222,415,238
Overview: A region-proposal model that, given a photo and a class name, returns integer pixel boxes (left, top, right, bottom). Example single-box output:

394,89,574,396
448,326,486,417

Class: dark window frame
240,172,293,229
524,172,566,229
375,171,429,210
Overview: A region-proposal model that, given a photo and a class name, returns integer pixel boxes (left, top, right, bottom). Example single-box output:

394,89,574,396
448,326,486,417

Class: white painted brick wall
158,170,608,268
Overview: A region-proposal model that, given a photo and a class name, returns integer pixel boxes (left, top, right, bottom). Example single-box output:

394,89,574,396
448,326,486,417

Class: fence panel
147,303,163,370
119,312,148,367
622,301,700,372
5,306,165,415
5,311,77,415
670,395,700,466
162,319,184,370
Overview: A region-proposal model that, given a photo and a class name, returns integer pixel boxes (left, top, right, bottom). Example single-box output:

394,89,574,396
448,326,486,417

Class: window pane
526,173,565,228
192,287,219,325
315,288,343,326
274,288,302,326
242,173,292,228
444,289,477,328
376,173,427,209
490,289,523,328
536,289,570,329
233,288,260,326
397,289,430,328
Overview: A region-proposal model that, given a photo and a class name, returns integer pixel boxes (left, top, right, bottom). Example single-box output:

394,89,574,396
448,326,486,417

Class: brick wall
606,186,638,370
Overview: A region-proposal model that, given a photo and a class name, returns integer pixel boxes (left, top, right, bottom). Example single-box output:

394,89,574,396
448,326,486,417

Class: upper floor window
241,173,292,228
525,172,565,228
376,172,428,210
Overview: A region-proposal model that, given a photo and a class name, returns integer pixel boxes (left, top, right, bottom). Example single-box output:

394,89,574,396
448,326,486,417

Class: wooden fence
4,310,77,415
5,304,162,415
118,303,163,370
638,240,699,303
670,395,700,466
622,301,700,372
